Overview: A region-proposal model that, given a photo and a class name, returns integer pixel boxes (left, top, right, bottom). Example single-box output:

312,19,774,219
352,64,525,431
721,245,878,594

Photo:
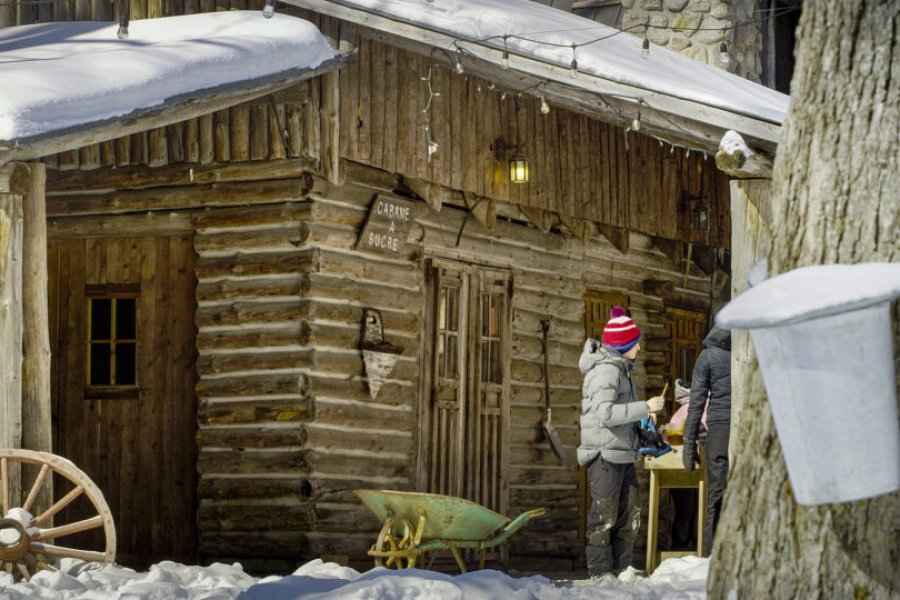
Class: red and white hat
602,306,641,352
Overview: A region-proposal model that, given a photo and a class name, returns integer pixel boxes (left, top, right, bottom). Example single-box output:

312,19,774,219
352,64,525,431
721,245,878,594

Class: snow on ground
0,557,708,599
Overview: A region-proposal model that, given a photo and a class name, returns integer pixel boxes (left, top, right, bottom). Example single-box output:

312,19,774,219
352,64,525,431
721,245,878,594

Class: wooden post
21,162,53,513
0,164,25,460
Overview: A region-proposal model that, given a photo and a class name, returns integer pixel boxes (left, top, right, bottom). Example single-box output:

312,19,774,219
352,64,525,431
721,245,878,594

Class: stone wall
620,0,764,82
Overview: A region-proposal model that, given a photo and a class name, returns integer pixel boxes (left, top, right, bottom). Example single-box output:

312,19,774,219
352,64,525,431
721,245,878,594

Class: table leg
697,475,707,557
646,471,659,573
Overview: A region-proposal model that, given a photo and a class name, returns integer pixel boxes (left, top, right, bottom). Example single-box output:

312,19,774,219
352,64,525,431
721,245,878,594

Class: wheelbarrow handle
479,508,547,549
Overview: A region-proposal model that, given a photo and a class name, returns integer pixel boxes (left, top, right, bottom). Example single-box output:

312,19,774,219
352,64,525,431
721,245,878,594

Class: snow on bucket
717,263,900,505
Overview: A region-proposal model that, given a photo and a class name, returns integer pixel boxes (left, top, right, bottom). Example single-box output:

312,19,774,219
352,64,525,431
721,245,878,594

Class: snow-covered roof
0,11,341,163
282,0,789,151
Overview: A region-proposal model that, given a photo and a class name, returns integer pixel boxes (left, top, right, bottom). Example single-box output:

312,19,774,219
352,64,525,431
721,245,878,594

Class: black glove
682,440,700,472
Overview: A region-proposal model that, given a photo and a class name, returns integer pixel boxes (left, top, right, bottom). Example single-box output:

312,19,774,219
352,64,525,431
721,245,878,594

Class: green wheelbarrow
354,489,545,572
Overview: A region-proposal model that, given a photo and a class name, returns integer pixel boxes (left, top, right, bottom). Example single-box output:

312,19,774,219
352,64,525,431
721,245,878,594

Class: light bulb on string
569,44,578,79
719,41,730,65
631,100,641,131
454,50,464,74
263,0,275,18
540,94,550,115
642,37,650,59
501,35,510,69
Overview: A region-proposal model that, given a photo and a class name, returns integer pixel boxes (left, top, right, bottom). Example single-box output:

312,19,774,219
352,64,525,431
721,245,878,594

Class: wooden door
665,306,707,415
420,258,511,517
47,235,198,569
578,290,628,563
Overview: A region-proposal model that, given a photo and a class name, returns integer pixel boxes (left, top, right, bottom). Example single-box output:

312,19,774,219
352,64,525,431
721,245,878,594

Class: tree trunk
710,2,899,598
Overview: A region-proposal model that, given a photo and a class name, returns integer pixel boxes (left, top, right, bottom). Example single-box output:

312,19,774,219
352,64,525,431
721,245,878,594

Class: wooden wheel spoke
28,541,107,563
22,463,50,513
34,485,84,526
34,515,104,541
23,551,56,572
15,562,31,581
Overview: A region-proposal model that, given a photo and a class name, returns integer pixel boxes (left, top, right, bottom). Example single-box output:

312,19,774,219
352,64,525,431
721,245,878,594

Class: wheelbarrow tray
355,489,510,542
355,489,545,571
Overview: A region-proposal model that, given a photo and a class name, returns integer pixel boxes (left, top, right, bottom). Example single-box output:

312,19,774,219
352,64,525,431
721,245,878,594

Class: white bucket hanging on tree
717,263,900,505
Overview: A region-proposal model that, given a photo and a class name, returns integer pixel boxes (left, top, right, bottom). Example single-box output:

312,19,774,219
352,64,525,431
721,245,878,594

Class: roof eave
280,0,781,154
0,55,347,167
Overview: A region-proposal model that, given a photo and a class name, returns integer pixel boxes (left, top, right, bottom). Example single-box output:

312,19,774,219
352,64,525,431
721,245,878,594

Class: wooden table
644,445,706,573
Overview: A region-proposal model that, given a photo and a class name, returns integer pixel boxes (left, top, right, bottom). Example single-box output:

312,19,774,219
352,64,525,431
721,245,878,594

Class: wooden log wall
45,155,713,571
267,164,713,569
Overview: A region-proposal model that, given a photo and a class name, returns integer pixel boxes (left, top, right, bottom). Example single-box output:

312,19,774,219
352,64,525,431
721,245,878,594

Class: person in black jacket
682,325,731,556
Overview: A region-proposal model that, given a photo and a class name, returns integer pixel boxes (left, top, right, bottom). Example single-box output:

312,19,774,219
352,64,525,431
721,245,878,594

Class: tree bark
711,3,899,598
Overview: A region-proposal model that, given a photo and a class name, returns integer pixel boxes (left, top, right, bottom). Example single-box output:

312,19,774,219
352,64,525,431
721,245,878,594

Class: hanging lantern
693,202,709,230
509,148,529,184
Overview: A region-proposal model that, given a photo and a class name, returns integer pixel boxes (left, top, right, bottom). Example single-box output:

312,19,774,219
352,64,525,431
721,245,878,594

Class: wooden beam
463,191,496,232
556,211,593,243
691,244,715,275
404,176,444,213
715,130,774,179
518,206,554,234
48,212,193,237
46,178,310,218
642,279,676,300
597,224,629,254
0,189,23,453
0,57,348,167
279,0,782,149
320,17,345,185
21,162,53,513
46,158,314,193
0,163,30,194
652,236,682,268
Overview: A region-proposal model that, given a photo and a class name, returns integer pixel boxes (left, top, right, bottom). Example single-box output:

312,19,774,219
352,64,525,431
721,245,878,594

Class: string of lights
411,3,799,164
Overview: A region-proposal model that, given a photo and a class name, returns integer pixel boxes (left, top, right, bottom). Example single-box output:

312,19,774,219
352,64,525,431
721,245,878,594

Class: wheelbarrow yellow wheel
373,516,417,569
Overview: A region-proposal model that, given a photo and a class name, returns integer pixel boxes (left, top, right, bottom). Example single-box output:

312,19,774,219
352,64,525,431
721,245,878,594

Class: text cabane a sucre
355,196,417,256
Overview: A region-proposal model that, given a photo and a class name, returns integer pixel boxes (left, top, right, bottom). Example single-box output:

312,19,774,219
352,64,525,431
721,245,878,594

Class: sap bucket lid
716,262,900,329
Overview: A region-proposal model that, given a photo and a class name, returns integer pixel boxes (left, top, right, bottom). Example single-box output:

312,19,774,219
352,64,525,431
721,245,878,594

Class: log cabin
0,0,786,573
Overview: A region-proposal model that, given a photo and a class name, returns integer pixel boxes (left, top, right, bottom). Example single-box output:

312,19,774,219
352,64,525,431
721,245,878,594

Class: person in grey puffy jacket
682,324,731,556
578,307,665,577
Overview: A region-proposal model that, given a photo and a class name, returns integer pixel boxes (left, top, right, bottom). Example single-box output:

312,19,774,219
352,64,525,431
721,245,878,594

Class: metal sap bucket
718,263,900,505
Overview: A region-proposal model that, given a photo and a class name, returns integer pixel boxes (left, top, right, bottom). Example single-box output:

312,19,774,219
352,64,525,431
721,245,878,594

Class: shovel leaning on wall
540,320,568,465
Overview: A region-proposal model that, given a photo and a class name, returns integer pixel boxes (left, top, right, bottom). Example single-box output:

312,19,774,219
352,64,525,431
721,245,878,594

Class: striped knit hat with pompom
602,306,641,353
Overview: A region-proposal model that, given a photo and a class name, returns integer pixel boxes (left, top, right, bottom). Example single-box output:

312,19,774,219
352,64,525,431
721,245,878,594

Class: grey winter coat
577,339,650,465
684,326,731,442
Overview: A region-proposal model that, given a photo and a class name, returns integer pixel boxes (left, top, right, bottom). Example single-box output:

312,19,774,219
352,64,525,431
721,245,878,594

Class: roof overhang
0,12,349,167
279,0,783,154
0,59,345,167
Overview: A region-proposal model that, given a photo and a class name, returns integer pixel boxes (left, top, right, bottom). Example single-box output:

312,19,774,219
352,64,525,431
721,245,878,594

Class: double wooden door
419,258,511,519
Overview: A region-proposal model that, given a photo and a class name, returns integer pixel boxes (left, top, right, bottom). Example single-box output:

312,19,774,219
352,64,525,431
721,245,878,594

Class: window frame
85,283,140,400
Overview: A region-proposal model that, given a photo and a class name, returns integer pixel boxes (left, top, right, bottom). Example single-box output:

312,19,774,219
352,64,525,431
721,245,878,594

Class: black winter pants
704,422,730,555
585,456,640,577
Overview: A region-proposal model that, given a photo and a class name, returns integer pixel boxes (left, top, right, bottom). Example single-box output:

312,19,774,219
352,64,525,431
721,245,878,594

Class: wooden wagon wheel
0,449,116,581
373,516,417,569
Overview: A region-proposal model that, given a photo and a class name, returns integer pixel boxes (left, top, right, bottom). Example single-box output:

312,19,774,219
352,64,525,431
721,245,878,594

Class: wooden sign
355,195,417,256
